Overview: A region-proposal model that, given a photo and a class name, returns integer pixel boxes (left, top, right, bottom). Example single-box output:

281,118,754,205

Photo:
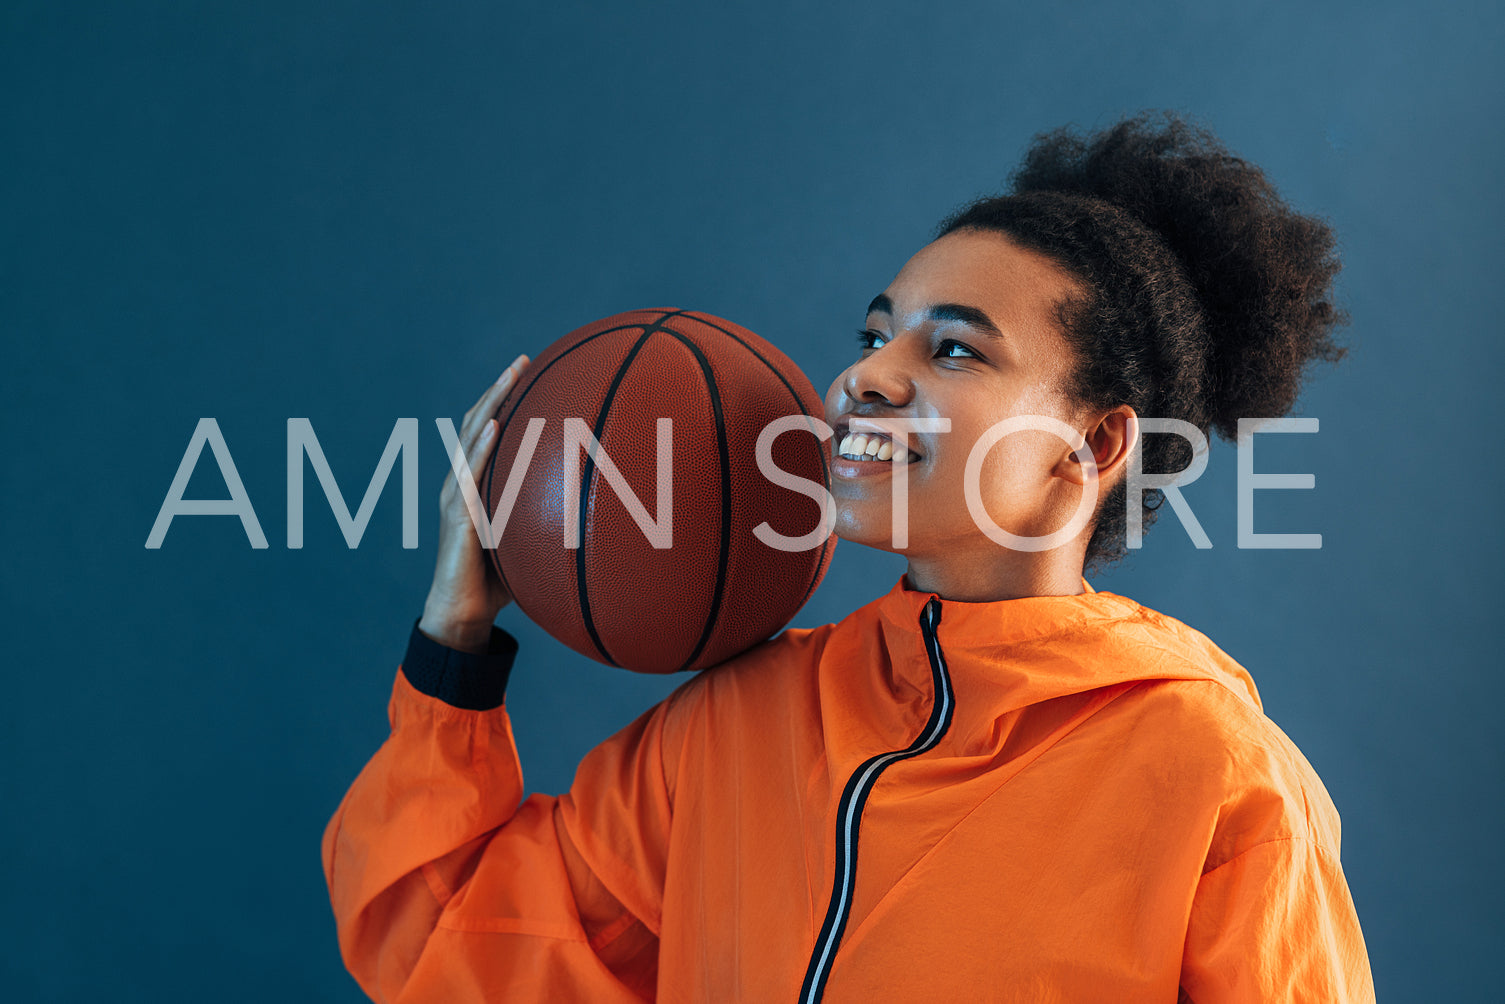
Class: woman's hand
418,354,530,653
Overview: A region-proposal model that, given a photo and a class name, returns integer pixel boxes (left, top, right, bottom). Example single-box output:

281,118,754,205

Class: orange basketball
484,308,836,673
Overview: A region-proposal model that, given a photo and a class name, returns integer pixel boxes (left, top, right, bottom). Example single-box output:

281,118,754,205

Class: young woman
323,112,1375,1002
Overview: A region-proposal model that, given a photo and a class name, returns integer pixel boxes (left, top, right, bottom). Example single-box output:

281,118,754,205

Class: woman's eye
937,339,981,360
855,329,885,351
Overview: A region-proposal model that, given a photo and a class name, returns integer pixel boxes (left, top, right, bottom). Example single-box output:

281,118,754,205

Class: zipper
799,598,956,1003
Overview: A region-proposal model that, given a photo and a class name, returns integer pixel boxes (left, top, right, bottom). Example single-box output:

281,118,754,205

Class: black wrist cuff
399,619,518,711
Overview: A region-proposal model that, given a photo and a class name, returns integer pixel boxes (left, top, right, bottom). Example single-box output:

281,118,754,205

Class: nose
842,344,914,408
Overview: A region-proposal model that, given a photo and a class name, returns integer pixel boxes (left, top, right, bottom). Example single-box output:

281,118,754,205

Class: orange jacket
323,578,1375,1002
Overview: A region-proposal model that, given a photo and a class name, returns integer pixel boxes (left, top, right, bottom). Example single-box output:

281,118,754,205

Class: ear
1055,405,1139,487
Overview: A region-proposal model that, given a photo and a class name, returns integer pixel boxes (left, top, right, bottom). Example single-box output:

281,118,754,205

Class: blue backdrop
3,1,1499,1000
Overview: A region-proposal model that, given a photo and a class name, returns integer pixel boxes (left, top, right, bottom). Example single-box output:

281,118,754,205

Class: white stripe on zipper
801,601,953,1003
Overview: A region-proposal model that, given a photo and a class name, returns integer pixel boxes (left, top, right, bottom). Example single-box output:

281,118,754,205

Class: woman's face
823,228,1093,561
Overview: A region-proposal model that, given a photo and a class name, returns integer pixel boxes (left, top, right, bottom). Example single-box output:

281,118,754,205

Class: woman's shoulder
653,620,838,724
1090,599,1347,868
1067,589,1341,850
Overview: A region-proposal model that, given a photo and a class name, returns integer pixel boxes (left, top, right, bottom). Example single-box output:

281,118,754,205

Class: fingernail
481,419,497,438
496,367,513,385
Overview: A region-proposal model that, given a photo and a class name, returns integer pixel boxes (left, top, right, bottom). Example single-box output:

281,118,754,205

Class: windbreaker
322,577,1376,1002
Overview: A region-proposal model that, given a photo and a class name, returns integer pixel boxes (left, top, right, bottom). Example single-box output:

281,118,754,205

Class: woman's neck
903,549,1087,602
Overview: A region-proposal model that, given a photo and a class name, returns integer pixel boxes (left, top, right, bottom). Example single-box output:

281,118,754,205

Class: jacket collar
866,576,1262,714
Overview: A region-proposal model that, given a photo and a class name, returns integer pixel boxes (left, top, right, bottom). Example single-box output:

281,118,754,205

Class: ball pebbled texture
483,308,836,673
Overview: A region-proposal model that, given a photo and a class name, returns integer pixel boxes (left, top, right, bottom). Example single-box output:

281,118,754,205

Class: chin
833,527,904,553
832,504,906,553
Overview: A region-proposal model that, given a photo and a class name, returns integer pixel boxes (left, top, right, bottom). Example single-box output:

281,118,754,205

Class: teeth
836,430,915,463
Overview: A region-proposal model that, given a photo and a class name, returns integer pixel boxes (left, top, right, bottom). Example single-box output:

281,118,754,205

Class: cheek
966,428,1059,503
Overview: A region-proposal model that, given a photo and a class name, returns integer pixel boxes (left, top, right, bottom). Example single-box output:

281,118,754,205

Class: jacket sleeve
1178,834,1376,1003
321,622,678,1003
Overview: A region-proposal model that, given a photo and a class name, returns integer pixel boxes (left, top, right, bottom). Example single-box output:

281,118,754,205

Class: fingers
460,354,531,440
464,417,499,480
446,415,500,548
443,353,533,504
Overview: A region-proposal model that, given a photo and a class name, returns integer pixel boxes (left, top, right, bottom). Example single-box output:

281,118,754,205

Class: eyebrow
865,293,1006,340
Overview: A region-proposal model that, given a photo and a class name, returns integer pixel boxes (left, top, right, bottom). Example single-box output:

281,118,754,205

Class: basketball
483,308,836,673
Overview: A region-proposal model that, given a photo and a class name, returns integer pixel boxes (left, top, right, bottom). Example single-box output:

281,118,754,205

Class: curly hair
935,111,1349,573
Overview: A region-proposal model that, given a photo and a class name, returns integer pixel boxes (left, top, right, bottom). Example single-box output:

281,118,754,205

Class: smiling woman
826,230,1113,600
323,111,1375,1003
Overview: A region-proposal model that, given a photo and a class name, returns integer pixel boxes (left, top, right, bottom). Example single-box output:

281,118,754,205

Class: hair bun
1008,111,1348,439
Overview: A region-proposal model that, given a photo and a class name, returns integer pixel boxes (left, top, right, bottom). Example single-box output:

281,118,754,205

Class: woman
323,112,1375,1002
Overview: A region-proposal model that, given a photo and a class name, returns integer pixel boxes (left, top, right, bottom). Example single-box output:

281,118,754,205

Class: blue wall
3,1,1499,999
